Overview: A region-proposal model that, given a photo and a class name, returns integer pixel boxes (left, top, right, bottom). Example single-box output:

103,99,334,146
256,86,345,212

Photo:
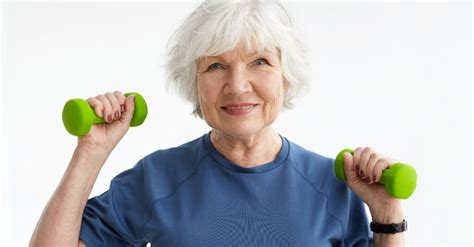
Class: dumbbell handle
334,148,417,199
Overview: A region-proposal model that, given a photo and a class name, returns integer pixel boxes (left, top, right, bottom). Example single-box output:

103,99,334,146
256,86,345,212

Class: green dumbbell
334,148,417,199
62,92,148,136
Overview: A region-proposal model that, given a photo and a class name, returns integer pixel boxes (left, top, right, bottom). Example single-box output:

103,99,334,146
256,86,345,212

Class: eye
254,58,269,66
208,63,224,71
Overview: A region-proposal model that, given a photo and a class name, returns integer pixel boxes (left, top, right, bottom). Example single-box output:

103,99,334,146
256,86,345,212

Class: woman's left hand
343,147,404,223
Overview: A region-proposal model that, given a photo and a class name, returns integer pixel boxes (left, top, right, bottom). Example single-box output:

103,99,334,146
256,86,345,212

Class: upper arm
79,160,151,245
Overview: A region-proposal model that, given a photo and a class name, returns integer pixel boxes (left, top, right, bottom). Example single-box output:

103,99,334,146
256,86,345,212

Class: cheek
260,78,285,118
197,79,220,114
260,75,285,103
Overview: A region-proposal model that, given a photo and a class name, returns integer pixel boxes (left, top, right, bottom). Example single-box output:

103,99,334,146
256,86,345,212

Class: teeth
226,105,255,110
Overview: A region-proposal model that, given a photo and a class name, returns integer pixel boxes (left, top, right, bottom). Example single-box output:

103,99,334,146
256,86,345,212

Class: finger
344,152,372,194
366,152,383,184
359,147,375,180
97,94,113,123
120,94,135,123
86,97,104,118
105,92,121,121
343,152,359,182
113,90,126,116
373,158,391,183
353,147,363,176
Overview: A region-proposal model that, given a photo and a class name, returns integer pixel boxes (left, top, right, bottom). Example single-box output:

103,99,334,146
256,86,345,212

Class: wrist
76,140,112,155
369,201,404,224
73,143,111,168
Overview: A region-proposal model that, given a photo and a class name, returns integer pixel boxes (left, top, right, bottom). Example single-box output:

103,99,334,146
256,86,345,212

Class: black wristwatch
370,219,407,234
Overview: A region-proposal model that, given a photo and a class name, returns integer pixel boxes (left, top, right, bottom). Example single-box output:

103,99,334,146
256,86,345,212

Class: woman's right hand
77,91,136,153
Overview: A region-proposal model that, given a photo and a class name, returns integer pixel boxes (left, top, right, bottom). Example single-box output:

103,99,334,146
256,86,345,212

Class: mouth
221,103,259,116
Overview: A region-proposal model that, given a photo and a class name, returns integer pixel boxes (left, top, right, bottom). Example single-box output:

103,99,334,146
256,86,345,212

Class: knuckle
113,90,123,96
105,92,114,98
86,98,95,106
97,94,107,102
94,103,103,110
114,92,125,101
378,163,385,170
374,158,383,167
374,158,383,166
370,152,380,160
110,93,121,103
352,153,360,161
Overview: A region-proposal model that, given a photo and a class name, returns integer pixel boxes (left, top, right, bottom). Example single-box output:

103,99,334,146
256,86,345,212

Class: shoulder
143,134,206,171
286,140,336,192
285,139,362,214
121,134,208,199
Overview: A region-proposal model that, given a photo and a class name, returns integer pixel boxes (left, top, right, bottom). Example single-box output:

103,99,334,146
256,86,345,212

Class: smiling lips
221,103,259,116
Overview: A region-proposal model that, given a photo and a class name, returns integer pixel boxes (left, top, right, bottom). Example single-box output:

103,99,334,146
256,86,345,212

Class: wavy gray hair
165,0,310,118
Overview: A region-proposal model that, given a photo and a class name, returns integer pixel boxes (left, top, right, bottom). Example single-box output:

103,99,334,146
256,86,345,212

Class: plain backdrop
1,1,472,246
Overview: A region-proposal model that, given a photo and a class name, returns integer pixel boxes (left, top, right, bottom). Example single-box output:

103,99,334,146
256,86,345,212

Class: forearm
30,145,110,246
371,203,405,247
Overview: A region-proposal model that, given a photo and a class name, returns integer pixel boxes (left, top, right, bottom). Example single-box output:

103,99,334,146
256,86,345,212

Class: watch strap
370,219,407,234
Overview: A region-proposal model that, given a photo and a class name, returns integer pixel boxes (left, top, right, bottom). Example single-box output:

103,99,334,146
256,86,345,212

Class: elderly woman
31,0,406,246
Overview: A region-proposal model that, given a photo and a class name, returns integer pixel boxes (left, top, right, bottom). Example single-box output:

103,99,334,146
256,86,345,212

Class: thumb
343,152,359,182
120,95,135,124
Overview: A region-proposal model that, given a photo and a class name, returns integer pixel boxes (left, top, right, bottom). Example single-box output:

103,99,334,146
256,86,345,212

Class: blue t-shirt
80,133,372,246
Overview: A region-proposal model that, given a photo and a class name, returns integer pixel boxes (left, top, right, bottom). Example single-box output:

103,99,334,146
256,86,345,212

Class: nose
223,66,252,96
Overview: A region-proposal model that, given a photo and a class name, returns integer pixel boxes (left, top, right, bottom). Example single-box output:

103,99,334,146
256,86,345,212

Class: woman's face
196,45,287,139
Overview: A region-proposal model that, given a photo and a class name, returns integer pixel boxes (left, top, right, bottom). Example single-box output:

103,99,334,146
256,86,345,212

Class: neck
210,127,282,168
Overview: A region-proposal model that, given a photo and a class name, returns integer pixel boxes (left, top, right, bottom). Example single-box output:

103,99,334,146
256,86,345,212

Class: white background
1,1,472,246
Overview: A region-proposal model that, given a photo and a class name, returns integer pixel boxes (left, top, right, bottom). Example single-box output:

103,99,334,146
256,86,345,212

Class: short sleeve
343,191,373,246
325,158,373,246
79,160,150,246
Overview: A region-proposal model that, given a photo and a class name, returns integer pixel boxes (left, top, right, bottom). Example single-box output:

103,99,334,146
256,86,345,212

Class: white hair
165,0,310,118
